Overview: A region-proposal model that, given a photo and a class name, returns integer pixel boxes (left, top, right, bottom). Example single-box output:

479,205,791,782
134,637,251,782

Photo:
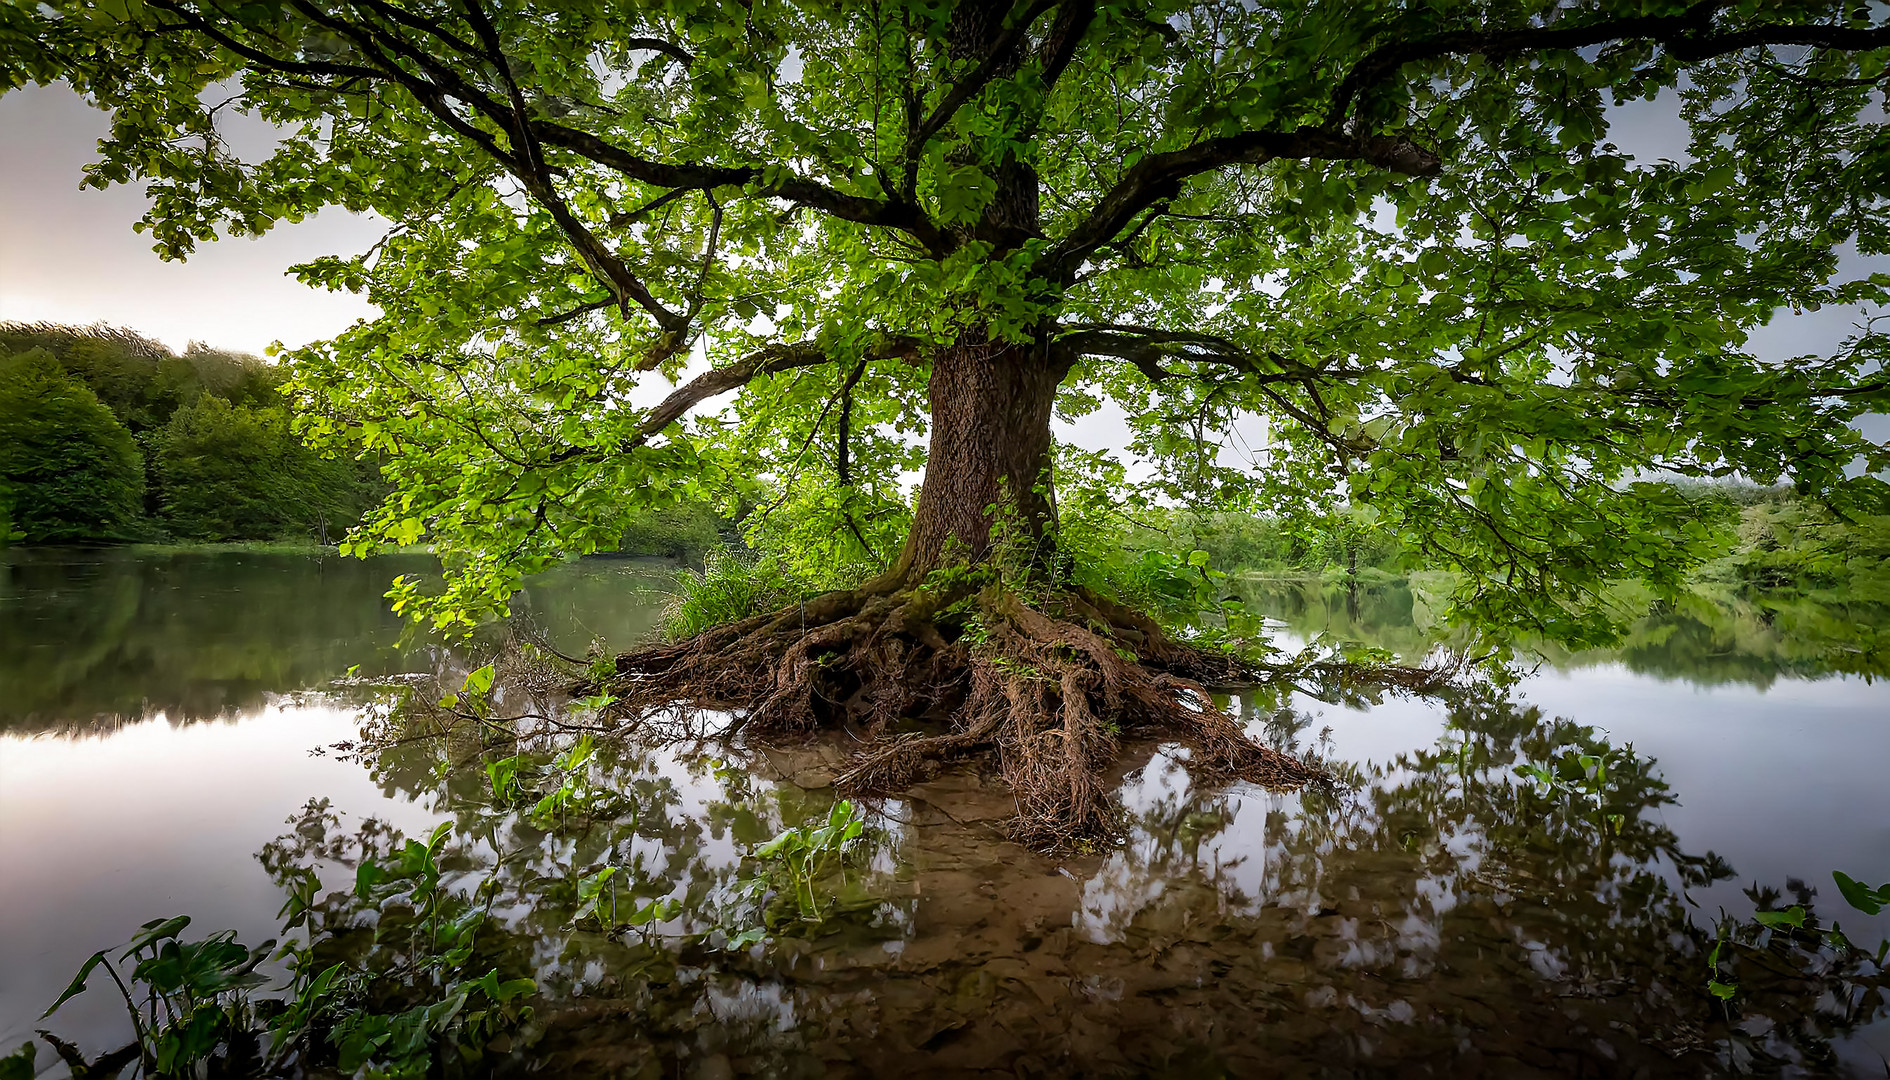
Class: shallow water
2,552,1887,1077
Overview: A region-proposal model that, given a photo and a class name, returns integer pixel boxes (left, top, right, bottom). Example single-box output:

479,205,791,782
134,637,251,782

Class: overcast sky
0,82,382,355
2,78,1882,454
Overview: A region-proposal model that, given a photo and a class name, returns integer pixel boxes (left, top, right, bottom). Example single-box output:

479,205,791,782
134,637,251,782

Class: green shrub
663,550,804,639
617,501,725,558
0,322,283,434
738,476,910,591
0,349,146,542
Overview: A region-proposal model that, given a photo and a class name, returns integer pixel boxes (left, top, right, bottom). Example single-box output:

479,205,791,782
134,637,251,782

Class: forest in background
0,321,377,544
0,321,731,555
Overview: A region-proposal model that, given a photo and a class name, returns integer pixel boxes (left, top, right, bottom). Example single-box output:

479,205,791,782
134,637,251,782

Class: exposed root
597,579,1424,845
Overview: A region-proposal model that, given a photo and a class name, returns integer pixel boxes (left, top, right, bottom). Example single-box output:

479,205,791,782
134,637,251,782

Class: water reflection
0,549,673,731
5,553,1889,1076
226,682,1885,1077
1244,574,1890,687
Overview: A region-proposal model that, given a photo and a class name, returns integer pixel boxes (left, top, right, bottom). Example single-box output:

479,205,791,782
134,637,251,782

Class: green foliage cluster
20,0,1890,646
0,348,146,542
0,322,281,431
29,815,536,1080
1052,453,1399,626
0,322,380,545
661,549,809,640
1705,870,1890,1005
1705,497,1890,604
724,799,873,939
737,474,914,590
615,500,724,559
151,395,375,542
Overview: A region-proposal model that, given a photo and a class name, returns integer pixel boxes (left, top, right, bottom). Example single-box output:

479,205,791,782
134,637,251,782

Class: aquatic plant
1512,740,1645,835
31,815,537,1079
743,799,870,930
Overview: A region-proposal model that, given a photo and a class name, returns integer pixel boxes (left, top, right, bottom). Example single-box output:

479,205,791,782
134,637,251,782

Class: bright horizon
1,82,382,357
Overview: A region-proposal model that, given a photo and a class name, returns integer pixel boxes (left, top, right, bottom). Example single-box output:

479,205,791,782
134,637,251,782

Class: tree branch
1044,129,1440,280
624,344,833,451
1036,0,1095,89
528,121,949,251
902,0,1059,188
1052,4,1890,281
550,336,922,463
619,36,694,69
1058,323,1369,385
1326,2,1890,128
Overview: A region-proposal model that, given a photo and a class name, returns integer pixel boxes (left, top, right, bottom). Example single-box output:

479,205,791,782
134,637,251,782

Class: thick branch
154,1,943,264
1045,129,1440,279
619,36,694,68
1058,323,1370,384
903,0,1059,180
1036,0,1096,89
626,344,833,451
550,336,922,463
1054,5,1890,279
529,121,948,251
1328,3,1890,127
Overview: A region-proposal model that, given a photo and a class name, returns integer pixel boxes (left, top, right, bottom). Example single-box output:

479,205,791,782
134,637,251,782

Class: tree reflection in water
259,680,1887,1078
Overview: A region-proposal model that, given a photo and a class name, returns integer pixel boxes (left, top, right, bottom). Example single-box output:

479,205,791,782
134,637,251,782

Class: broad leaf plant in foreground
8,0,1888,836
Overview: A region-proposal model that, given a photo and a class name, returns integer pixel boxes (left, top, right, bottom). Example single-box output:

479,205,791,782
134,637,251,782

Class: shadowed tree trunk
886,336,1068,584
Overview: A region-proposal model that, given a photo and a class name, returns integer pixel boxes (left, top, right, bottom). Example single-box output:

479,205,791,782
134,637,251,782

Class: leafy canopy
7,0,1889,640
0,349,147,542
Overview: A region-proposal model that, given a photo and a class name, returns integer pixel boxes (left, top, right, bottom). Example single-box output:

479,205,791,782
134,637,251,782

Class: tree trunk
886,335,1068,584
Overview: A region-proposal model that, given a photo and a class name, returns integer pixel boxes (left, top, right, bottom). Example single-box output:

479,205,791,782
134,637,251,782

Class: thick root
602,580,1332,844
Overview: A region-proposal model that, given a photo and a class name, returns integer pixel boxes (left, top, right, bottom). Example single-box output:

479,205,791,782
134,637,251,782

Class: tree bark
876,1,1063,586
886,335,1069,583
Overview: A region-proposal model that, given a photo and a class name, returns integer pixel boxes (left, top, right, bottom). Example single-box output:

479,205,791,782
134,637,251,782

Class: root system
589,575,1449,845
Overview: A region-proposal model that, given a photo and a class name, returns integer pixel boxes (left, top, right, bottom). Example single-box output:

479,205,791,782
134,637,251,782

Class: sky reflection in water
2,550,1887,1075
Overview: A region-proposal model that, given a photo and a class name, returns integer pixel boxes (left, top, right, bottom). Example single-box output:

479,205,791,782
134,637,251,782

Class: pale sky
0,82,382,355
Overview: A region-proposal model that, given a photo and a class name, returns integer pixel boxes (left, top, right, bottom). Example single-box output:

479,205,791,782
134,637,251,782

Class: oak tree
10,0,1888,835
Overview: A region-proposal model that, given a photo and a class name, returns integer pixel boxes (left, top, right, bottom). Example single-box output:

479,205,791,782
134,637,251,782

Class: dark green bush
0,350,147,542
151,396,371,541
0,322,283,434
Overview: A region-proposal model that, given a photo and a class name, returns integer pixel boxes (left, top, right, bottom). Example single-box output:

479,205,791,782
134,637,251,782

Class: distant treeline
1067,484,1890,625
0,321,377,544
0,321,730,556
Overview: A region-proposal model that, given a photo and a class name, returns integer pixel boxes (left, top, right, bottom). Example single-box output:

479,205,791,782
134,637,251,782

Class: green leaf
41,950,108,1018
463,665,495,696
1752,906,1805,930
487,755,524,801
1834,871,1889,915
0,1043,35,1080
120,914,191,958
355,858,389,900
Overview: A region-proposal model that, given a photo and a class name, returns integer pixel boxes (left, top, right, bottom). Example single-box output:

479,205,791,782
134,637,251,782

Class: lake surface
3,551,1887,1077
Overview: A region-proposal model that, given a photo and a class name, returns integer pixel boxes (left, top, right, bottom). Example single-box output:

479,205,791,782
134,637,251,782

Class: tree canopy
0,322,385,543
7,0,1889,643
0,349,147,542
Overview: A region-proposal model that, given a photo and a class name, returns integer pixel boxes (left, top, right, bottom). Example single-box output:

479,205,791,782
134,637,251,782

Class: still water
2,550,1887,1077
